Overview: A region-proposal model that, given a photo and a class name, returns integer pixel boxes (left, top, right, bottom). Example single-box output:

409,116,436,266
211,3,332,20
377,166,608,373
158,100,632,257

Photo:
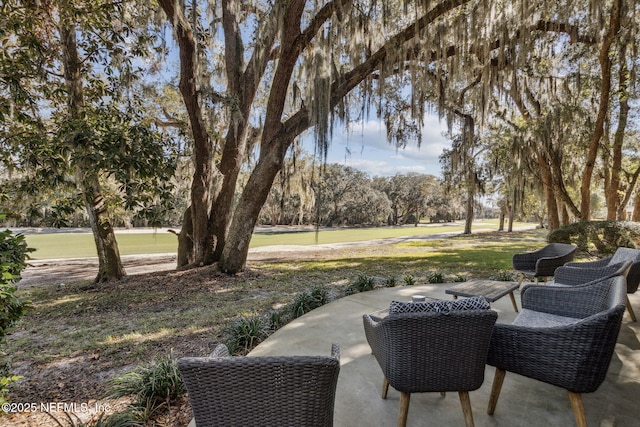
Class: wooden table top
445,278,519,302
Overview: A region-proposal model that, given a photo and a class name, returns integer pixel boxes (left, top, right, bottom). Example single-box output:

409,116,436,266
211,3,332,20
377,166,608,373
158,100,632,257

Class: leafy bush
427,271,445,284
403,274,416,286
44,409,143,427
384,276,397,287
0,228,32,335
290,286,329,318
547,220,640,256
267,308,290,331
0,225,33,404
109,353,185,417
344,274,376,295
489,270,516,281
450,274,467,283
353,274,375,292
224,316,269,353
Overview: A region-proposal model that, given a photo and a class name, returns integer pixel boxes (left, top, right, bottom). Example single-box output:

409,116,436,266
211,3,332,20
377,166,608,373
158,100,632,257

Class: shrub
427,271,445,284
109,353,185,418
384,276,397,287
489,270,516,281
450,274,467,283
224,316,269,353
344,274,375,295
403,274,416,286
0,225,33,404
290,286,329,318
44,409,143,427
267,308,290,331
547,221,640,257
353,274,375,292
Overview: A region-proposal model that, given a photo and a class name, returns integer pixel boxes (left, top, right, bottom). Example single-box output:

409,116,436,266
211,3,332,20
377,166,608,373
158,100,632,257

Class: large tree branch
580,0,622,220
282,0,471,140
294,0,353,53
261,0,307,146
221,0,244,96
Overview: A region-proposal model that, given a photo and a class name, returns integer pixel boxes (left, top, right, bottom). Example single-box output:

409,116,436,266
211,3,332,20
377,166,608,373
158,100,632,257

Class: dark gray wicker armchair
512,243,577,285
558,247,640,321
363,303,497,427
178,343,340,427
487,276,627,427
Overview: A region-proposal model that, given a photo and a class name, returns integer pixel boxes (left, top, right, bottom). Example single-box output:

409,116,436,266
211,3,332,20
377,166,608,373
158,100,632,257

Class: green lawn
23,219,535,259
8,227,548,419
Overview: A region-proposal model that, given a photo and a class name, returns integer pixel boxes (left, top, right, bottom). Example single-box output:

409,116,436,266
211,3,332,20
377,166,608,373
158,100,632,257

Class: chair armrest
362,314,386,366
330,343,340,360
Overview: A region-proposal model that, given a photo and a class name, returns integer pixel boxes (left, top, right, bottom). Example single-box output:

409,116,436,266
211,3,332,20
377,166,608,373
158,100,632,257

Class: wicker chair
363,304,497,427
512,243,577,285
487,276,627,427
558,247,640,321
178,343,341,427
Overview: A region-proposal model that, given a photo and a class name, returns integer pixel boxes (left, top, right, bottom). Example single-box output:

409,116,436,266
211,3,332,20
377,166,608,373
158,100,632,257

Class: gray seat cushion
610,247,640,265
512,308,580,328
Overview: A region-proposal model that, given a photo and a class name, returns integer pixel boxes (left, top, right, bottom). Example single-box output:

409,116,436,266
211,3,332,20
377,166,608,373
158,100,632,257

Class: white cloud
321,114,450,177
302,113,451,177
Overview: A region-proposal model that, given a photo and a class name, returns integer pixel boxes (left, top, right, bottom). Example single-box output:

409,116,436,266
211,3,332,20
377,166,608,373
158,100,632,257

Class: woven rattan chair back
179,344,340,427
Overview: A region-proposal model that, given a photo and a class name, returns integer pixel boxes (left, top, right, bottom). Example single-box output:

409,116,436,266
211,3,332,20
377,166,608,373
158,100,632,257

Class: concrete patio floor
249,283,640,427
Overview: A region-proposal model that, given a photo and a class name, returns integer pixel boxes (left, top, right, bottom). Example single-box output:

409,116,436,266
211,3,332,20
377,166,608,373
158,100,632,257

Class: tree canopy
1,0,639,278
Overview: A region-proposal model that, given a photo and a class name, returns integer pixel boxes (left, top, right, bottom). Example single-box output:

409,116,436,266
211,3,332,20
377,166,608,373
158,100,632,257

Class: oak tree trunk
607,42,629,220
60,6,125,282
84,175,126,283
538,152,560,230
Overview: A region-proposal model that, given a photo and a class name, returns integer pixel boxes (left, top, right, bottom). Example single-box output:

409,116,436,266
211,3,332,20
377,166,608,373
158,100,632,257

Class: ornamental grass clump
290,286,329,318
224,316,269,354
403,274,416,286
489,270,517,281
109,353,185,419
427,271,446,283
344,274,376,295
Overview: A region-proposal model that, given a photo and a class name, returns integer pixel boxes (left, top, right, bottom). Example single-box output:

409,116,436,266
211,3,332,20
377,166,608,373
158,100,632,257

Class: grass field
23,219,535,259
7,227,548,425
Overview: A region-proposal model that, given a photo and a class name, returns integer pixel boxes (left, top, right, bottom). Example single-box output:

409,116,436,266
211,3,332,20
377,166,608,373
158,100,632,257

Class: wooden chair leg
508,291,519,312
398,392,410,427
459,391,475,427
626,296,637,322
382,377,389,399
568,392,587,427
487,368,506,415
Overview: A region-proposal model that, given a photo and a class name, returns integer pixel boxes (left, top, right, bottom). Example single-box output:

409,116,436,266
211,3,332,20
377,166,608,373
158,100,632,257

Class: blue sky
303,114,452,178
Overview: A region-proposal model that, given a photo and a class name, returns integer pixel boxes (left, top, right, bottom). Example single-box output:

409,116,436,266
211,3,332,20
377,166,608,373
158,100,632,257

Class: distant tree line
259,160,469,227
1,152,482,229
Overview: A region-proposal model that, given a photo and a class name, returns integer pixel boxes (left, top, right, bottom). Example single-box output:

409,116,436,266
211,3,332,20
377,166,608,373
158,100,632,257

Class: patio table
445,279,519,312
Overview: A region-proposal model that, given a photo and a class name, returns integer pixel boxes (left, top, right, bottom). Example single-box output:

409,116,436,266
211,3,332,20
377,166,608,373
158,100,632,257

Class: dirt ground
7,227,536,426
6,243,377,427
18,246,349,288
